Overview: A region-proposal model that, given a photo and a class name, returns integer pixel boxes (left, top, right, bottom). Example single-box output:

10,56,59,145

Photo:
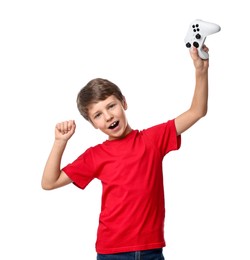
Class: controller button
195,34,201,39
186,42,191,48
193,42,199,48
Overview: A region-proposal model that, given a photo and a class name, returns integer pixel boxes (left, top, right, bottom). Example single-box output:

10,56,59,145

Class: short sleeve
62,148,96,189
142,119,181,157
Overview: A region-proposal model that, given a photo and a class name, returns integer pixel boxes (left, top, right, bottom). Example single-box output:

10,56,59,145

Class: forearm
175,46,209,135
190,70,208,118
41,140,67,189
175,69,208,135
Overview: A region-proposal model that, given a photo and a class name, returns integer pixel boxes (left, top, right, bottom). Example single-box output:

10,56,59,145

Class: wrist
195,69,208,77
54,139,68,147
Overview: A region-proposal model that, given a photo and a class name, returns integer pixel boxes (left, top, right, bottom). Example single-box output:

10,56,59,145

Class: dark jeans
97,248,164,260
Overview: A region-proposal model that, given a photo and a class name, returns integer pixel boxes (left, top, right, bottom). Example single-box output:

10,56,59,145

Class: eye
94,113,101,119
108,103,116,109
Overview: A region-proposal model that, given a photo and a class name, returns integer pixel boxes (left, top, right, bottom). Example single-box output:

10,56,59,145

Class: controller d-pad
193,42,199,48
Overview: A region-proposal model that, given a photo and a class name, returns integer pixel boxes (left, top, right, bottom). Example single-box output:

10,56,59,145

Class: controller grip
198,48,209,60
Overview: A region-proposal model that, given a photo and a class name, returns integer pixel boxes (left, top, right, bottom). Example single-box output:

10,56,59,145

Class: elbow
202,106,208,117
41,180,54,191
197,106,208,119
41,184,50,191
200,109,208,119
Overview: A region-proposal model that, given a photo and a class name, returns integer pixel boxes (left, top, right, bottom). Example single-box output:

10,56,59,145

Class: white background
1,0,249,259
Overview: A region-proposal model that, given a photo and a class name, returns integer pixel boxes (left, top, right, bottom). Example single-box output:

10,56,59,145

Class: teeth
109,121,118,129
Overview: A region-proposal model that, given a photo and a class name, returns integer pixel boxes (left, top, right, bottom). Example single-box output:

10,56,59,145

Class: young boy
42,46,209,260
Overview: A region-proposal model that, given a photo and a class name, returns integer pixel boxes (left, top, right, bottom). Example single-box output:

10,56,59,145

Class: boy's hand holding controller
190,45,209,73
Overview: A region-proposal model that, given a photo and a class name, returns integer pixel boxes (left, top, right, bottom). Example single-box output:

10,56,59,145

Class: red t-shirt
62,119,181,254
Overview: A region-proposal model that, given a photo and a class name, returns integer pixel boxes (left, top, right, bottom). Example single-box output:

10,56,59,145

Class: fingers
190,45,210,61
56,120,76,135
189,46,199,60
189,45,209,72
202,45,209,53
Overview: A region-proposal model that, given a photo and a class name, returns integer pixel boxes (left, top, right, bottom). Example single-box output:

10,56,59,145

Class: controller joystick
184,19,221,59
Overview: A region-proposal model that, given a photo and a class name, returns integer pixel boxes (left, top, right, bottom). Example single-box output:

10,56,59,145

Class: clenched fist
55,120,76,141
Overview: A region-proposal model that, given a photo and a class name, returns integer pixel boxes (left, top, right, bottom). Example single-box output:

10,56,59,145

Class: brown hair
77,78,125,121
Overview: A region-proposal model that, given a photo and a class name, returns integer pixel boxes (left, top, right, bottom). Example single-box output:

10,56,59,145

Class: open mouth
108,121,119,129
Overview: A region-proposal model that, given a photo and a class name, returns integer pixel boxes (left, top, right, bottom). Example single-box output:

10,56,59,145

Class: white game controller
184,19,221,59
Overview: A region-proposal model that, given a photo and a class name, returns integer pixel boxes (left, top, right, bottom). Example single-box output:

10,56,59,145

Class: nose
103,111,113,122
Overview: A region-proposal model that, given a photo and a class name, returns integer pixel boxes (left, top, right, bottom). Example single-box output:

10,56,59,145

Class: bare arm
41,120,76,190
175,46,209,135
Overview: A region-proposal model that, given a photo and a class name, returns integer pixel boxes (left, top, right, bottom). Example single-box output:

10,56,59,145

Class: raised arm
41,120,76,190
175,46,209,135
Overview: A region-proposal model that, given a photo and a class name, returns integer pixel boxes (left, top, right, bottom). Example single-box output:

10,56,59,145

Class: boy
42,46,209,259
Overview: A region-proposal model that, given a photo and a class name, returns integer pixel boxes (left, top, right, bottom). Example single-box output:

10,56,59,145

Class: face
88,95,132,140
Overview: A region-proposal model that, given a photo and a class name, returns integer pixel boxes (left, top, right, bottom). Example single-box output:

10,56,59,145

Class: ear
122,97,128,110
